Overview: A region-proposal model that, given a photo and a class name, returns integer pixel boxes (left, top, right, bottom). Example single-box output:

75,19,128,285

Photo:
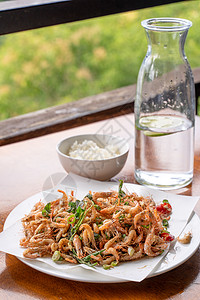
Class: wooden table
0,113,200,300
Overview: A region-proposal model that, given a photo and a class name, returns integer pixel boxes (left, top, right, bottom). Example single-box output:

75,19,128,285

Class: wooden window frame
0,0,184,35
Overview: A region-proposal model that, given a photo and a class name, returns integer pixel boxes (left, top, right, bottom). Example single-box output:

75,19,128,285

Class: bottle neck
146,29,188,59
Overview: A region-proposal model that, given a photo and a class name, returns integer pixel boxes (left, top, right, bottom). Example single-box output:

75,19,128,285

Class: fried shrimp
20,183,173,268
120,244,144,261
79,223,97,249
93,192,116,202
123,229,137,245
144,228,168,257
73,234,83,258
104,247,119,262
104,234,120,249
119,202,142,216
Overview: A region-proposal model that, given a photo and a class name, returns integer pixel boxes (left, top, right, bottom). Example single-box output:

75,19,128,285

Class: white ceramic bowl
56,134,129,181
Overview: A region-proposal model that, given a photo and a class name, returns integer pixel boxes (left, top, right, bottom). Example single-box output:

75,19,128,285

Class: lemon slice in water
139,115,184,137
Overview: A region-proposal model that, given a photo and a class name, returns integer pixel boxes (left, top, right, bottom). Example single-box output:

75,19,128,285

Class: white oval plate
4,192,200,283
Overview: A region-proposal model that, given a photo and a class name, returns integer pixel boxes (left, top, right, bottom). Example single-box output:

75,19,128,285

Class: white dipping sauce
68,140,120,160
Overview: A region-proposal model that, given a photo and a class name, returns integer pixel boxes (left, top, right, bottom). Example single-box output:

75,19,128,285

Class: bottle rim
141,17,192,32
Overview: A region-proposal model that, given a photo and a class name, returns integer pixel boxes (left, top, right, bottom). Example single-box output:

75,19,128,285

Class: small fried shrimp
177,232,192,244
50,222,66,228
51,242,58,252
20,185,173,267
55,225,70,242
89,206,97,222
58,238,70,252
93,192,115,202
82,229,89,246
57,189,68,205
61,253,77,264
99,220,113,231
23,249,40,259
120,244,144,261
134,210,149,228
120,202,142,216
73,234,83,258
31,238,54,246
104,234,120,250
104,247,119,262
100,205,116,215
123,229,137,245
134,226,144,243
113,211,121,219
35,212,44,219
144,228,164,257
34,223,48,235
93,223,99,234
114,222,127,235
101,256,115,265
90,254,102,262
79,223,97,249
23,246,50,258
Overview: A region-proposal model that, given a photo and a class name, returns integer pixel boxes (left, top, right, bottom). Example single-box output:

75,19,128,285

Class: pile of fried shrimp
20,183,173,268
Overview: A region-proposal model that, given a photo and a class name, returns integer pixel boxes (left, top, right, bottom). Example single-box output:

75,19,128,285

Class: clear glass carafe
134,18,195,190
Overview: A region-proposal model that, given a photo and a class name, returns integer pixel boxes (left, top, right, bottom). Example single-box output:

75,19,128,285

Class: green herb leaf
68,200,84,214
76,199,84,209
42,202,51,217
162,219,169,227
67,214,76,224
119,214,125,219
45,202,51,212
141,224,150,229
119,214,125,223
69,202,94,241
161,229,170,233
163,199,169,203
105,232,109,240
68,201,76,213
111,261,118,267
75,205,84,219
72,248,102,267
94,204,101,211
94,233,100,240
118,179,126,199
103,260,118,270
84,193,93,200
42,209,49,217
103,264,111,270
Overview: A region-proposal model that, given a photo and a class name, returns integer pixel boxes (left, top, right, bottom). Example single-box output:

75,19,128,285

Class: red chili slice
160,232,175,241
156,202,172,216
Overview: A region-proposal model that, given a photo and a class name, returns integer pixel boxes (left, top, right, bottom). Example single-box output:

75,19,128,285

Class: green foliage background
0,1,200,120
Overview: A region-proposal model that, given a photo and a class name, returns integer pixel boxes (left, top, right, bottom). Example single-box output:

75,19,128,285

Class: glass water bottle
134,18,195,190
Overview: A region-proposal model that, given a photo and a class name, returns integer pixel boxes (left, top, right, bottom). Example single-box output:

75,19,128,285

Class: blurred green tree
0,1,199,119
